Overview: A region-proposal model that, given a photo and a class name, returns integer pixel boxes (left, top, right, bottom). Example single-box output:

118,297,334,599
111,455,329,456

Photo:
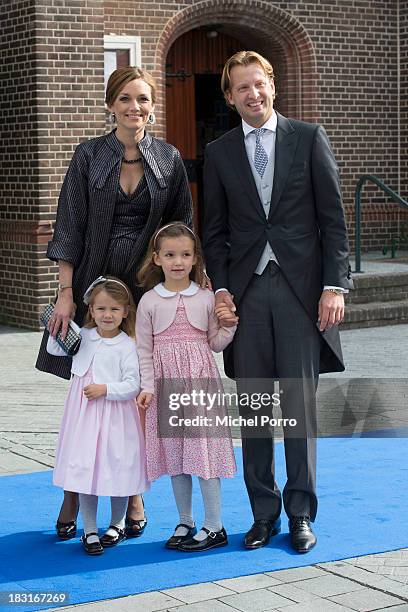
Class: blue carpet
0,438,407,612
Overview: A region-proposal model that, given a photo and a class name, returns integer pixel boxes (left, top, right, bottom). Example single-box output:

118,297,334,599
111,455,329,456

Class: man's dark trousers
234,261,321,522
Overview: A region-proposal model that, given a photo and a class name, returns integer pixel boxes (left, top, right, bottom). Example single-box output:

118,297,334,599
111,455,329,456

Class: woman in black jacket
36,66,192,540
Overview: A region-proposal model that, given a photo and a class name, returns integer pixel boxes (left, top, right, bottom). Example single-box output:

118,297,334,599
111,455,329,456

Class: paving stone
352,557,386,567
329,588,405,611
375,567,396,575
271,600,352,612
214,573,281,592
373,606,408,612
219,588,294,611
161,583,234,604
0,449,49,473
167,601,239,612
317,562,408,595
384,560,408,567
384,575,408,585
293,574,364,597
58,591,184,611
265,566,327,582
267,583,320,603
374,583,408,599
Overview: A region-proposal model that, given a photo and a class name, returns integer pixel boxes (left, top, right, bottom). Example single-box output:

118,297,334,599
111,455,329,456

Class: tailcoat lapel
225,127,265,220
268,113,299,220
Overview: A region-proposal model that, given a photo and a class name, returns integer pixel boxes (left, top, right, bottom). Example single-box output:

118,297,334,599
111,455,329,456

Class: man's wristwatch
325,288,343,295
58,283,72,291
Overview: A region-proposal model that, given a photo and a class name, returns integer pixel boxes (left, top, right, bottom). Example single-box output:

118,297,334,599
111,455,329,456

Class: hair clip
83,276,130,304
153,223,196,250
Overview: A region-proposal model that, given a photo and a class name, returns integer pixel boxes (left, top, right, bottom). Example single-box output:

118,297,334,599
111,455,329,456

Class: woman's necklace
122,157,142,165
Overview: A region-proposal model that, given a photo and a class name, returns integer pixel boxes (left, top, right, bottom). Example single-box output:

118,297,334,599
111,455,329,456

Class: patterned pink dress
145,299,236,481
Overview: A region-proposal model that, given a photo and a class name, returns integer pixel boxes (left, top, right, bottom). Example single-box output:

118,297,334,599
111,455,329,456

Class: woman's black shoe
100,525,126,548
178,527,228,552
80,532,104,556
125,516,147,538
165,524,197,549
56,519,77,540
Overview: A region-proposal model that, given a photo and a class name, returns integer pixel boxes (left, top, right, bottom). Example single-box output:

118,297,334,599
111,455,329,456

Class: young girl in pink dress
48,277,148,555
136,222,237,552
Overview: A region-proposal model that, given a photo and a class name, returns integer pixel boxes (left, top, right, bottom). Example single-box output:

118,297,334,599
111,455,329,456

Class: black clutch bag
40,304,82,356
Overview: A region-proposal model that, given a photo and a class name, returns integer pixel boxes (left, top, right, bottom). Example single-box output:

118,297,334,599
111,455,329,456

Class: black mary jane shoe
56,519,77,540
80,532,104,556
165,524,197,549
100,525,127,548
125,515,147,538
178,527,228,552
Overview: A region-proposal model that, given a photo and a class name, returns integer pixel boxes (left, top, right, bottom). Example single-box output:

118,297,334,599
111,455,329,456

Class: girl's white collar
153,281,200,298
88,327,127,344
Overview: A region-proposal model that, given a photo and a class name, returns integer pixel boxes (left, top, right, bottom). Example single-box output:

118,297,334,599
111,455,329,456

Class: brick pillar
0,0,105,329
401,0,408,201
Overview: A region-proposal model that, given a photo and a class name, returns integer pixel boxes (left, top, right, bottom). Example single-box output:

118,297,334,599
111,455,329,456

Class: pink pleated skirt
53,368,149,497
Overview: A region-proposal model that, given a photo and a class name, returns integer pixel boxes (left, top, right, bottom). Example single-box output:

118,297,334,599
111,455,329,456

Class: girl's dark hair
138,223,205,290
83,276,136,338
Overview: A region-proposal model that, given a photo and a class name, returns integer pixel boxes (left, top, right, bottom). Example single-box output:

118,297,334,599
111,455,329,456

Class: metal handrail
354,174,408,272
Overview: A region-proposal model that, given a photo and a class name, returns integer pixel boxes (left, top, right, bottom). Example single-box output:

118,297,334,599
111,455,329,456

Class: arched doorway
159,2,318,228
165,29,243,228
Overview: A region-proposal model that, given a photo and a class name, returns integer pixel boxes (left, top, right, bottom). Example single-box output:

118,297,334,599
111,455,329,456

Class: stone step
348,272,408,304
342,299,408,329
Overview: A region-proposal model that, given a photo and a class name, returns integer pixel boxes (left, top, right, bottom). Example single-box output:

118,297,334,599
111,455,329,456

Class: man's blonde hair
221,51,275,108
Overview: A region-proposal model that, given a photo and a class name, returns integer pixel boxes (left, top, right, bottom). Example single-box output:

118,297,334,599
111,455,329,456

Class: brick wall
1,0,407,329
104,0,407,252
0,0,106,329
401,0,408,243
0,0,40,327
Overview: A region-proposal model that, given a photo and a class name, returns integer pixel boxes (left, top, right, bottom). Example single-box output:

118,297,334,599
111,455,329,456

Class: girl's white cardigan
47,327,140,401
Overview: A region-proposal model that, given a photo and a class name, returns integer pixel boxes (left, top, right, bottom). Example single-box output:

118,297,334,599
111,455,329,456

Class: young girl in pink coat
48,277,148,555
136,222,237,552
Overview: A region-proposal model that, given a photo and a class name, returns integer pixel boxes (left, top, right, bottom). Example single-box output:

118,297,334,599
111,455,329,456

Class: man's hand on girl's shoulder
137,391,153,410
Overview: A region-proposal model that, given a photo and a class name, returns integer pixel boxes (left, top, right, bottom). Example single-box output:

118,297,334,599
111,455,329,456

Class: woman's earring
148,112,156,125
111,112,116,124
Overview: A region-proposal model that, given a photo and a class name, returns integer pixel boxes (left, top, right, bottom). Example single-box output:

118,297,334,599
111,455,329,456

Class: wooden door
166,29,242,229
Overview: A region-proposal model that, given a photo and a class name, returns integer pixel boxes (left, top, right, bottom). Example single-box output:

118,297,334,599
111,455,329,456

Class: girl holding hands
48,277,148,555
136,222,237,552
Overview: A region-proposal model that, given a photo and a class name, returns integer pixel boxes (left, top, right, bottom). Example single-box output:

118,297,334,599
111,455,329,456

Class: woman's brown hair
83,276,136,338
138,223,205,290
105,66,157,106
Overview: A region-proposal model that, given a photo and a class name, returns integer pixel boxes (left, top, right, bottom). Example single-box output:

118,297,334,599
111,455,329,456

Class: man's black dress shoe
244,518,281,549
178,527,228,552
289,516,316,553
165,524,197,549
